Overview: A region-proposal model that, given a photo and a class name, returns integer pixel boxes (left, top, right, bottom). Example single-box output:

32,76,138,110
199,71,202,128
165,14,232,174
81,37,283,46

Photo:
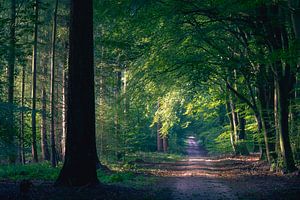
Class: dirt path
158,136,237,200
140,136,300,200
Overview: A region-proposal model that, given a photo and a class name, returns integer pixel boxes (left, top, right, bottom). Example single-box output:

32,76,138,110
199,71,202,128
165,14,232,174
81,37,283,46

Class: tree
7,0,16,163
55,0,99,186
50,0,59,168
31,0,39,163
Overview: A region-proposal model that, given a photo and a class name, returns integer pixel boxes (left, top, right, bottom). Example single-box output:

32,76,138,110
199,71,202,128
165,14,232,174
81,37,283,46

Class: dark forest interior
0,0,300,199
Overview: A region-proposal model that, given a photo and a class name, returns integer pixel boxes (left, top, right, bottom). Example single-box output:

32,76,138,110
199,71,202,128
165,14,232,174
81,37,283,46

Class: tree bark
163,137,168,153
6,0,17,163
225,90,236,153
50,0,59,168
31,0,39,163
41,61,50,161
114,68,122,160
257,67,277,165
55,0,99,186
20,64,26,164
156,101,163,152
237,109,249,155
157,122,163,152
61,57,67,160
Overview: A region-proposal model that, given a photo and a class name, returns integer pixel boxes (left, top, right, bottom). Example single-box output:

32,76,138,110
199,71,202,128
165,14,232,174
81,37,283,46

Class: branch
226,81,257,112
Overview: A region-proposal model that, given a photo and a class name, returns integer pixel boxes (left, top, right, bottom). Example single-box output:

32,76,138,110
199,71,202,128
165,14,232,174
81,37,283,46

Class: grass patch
0,162,158,188
124,151,185,164
0,162,60,181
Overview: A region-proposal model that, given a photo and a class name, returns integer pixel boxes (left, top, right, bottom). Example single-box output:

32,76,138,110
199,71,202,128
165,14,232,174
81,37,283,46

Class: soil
146,136,300,200
1,136,300,200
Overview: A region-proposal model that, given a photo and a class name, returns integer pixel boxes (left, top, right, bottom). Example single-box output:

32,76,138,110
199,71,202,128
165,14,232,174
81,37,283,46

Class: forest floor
1,137,300,200
138,136,300,200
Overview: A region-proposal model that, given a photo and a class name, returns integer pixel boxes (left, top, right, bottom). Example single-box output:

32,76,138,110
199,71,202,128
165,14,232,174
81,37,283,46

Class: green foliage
0,163,60,181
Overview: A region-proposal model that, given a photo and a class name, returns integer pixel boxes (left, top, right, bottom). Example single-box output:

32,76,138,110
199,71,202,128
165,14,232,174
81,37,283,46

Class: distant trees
0,0,70,164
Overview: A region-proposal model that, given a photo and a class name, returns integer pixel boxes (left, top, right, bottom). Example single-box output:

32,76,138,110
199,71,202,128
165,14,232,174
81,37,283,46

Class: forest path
140,136,300,200
156,136,238,200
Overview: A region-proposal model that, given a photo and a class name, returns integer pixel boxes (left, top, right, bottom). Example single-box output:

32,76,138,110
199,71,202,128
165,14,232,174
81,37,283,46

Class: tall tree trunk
114,68,121,160
55,0,99,186
20,64,26,164
61,59,67,160
276,72,297,172
258,76,276,165
7,0,16,163
41,61,50,161
50,0,59,168
31,0,39,163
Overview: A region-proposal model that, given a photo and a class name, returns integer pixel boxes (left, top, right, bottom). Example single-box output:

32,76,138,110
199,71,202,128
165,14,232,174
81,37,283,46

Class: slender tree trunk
157,122,163,152
163,137,168,153
156,101,163,152
20,64,26,164
61,60,67,160
114,68,121,160
41,62,50,161
225,94,236,153
257,70,277,165
237,109,249,155
7,0,16,163
50,0,59,167
31,0,39,163
229,98,238,146
122,68,128,161
55,0,99,186
253,113,265,158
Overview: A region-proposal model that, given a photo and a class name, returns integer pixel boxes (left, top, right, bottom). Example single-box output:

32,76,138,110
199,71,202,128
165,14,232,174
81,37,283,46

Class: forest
0,0,300,199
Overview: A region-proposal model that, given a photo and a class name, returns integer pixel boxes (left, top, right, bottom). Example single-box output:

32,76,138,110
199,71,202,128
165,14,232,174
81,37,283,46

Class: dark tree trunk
272,5,296,172
277,73,297,172
237,110,249,155
157,122,163,152
163,137,168,153
41,62,50,161
50,0,59,168
114,68,121,160
55,0,99,186
20,64,26,164
31,0,39,163
7,0,17,163
257,69,276,164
